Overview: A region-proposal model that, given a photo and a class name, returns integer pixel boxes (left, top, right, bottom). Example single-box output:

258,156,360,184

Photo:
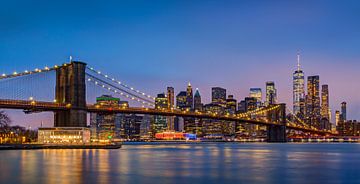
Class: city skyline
1,0,360,127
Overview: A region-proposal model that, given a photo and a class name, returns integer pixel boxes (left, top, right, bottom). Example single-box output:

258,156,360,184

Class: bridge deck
0,99,334,135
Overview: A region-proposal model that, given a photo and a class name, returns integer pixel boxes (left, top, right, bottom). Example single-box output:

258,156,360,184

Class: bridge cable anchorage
86,66,156,101
86,74,154,107
0,65,58,80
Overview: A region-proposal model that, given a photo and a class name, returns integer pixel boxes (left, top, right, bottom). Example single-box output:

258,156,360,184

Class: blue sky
1,0,360,127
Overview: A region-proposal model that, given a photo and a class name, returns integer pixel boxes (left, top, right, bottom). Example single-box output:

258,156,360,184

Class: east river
0,143,360,184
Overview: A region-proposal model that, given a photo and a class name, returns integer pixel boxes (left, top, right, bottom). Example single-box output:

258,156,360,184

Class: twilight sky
1,0,360,128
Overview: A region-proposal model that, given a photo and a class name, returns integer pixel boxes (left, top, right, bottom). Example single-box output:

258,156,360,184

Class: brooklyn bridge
0,61,334,142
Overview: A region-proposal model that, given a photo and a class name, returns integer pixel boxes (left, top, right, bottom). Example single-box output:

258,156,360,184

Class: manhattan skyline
1,0,360,127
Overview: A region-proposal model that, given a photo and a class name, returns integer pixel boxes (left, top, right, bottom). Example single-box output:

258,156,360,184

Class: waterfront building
193,88,204,135
212,87,226,106
167,87,175,130
249,88,262,107
306,76,321,129
90,95,122,141
118,114,142,140
265,82,277,106
337,120,360,136
38,127,90,144
203,103,224,139
139,115,153,140
341,102,347,122
154,93,168,133
293,54,306,118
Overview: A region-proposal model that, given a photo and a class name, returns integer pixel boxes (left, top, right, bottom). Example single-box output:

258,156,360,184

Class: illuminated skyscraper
265,81,277,106
166,87,175,130
194,88,202,111
249,88,262,107
321,84,330,121
293,53,305,118
176,91,187,110
306,75,321,129
167,87,174,109
90,95,122,140
212,87,226,106
335,110,340,126
154,93,168,133
226,95,237,114
341,102,347,121
186,82,193,109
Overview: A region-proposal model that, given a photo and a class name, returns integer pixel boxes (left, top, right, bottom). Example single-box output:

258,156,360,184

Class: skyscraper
341,102,347,122
90,95,122,141
265,81,277,106
194,88,202,111
306,76,321,129
321,84,330,121
249,88,262,107
335,110,340,127
212,87,226,106
176,91,187,110
186,82,193,109
154,93,168,133
226,95,237,114
166,87,175,130
167,87,174,109
293,53,305,118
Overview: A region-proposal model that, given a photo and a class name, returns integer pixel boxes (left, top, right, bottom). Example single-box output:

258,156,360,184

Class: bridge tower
54,61,87,127
267,103,287,142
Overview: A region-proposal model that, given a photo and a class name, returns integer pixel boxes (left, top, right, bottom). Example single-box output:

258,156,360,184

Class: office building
293,54,306,118
265,82,277,106
212,87,226,106
306,76,321,129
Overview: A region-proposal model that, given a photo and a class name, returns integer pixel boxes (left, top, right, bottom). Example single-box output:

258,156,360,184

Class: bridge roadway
0,99,333,135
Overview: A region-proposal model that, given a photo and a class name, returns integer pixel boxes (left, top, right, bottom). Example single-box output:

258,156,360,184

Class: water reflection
1,143,360,184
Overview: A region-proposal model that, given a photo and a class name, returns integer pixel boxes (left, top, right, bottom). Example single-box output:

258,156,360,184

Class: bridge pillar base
267,125,286,143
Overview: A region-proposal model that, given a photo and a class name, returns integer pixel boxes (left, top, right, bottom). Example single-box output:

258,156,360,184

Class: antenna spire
297,52,300,71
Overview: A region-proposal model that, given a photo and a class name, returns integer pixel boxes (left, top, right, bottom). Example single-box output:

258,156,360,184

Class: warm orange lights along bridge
0,99,334,135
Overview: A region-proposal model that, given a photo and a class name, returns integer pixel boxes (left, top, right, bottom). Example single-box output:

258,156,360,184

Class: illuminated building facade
38,127,90,144
212,87,226,106
321,84,330,121
203,103,224,138
167,87,175,130
154,93,168,133
306,76,321,129
90,95,122,141
293,54,305,118
341,102,347,122
249,88,262,107
226,95,237,114
175,91,187,132
194,88,203,111
186,82,193,109
176,91,187,110
265,81,277,106
335,110,340,126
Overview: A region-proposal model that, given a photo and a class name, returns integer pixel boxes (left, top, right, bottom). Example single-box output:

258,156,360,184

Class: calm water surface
0,143,360,184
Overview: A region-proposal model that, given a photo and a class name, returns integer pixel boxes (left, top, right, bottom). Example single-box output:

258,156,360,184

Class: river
0,143,359,184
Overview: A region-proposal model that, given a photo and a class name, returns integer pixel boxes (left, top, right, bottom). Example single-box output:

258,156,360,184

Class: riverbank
0,143,121,150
